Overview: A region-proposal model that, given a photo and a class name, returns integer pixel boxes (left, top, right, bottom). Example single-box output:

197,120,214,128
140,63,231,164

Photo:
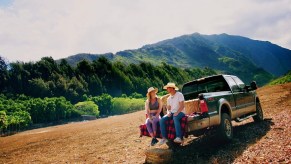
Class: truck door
232,76,256,115
224,76,248,118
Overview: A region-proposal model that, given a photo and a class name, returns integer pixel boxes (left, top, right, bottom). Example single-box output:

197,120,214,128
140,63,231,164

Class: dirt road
0,83,290,163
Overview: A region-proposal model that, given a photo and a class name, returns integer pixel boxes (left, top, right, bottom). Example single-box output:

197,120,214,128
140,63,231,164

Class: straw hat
163,82,179,90
146,87,158,97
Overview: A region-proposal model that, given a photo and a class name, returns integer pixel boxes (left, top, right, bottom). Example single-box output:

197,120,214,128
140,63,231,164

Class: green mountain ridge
62,33,291,85
269,71,291,85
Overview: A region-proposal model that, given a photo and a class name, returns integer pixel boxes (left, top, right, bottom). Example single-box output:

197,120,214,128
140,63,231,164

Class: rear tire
218,113,233,142
253,101,264,122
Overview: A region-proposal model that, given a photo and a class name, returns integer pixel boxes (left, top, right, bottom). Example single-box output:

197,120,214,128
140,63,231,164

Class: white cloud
0,0,290,62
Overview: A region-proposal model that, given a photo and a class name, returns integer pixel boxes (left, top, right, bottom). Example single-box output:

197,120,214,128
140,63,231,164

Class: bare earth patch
0,83,290,163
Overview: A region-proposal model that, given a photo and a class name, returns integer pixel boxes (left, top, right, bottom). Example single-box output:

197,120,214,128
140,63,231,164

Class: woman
145,87,163,146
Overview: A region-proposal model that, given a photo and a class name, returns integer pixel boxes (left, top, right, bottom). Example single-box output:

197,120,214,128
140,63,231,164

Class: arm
173,93,185,116
156,98,163,118
166,98,172,117
174,101,184,116
145,100,151,119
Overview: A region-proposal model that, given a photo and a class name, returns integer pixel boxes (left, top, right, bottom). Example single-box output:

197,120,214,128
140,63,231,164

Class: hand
148,117,153,123
173,112,179,117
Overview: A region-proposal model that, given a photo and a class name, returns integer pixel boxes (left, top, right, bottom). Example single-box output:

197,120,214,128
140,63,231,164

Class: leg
173,112,185,138
145,118,154,138
159,115,171,139
152,117,160,137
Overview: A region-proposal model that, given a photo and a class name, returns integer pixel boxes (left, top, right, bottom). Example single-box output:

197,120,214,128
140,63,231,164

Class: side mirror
244,85,250,92
250,81,258,90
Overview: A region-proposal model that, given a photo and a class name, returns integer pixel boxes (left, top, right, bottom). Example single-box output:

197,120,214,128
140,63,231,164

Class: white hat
163,82,179,90
146,87,158,97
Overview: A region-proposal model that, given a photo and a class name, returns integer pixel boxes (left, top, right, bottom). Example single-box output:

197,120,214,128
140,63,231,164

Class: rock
145,148,173,163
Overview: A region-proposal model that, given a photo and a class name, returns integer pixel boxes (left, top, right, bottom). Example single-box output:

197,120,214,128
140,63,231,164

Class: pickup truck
157,74,264,143
179,74,264,141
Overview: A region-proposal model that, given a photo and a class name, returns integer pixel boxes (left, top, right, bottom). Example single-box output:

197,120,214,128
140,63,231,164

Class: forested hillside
203,34,291,76
62,33,291,85
0,56,216,101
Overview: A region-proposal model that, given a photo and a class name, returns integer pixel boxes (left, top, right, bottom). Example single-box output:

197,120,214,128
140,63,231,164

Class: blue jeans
160,112,185,139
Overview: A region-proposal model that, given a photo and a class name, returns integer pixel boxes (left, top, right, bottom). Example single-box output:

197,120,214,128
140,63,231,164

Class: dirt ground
0,83,290,164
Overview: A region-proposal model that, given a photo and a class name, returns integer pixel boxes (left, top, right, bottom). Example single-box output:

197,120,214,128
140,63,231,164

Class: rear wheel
253,101,264,122
218,113,233,142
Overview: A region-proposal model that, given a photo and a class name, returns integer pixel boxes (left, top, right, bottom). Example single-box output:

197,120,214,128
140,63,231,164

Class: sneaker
158,138,168,145
151,138,159,146
174,137,182,143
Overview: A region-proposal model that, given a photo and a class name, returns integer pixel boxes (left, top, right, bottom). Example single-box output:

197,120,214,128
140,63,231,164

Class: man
158,82,185,145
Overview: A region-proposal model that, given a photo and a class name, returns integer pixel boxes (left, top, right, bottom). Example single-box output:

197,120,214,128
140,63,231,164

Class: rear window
182,76,230,100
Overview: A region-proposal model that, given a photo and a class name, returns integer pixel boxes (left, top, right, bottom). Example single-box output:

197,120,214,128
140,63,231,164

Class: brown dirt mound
0,83,290,163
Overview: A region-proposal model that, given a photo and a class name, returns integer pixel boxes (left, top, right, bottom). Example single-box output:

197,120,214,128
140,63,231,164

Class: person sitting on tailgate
145,87,163,146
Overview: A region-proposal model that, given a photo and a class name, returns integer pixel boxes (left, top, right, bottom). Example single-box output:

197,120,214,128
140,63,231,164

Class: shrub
89,94,112,115
0,110,8,130
111,97,144,115
74,101,100,117
269,71,291,85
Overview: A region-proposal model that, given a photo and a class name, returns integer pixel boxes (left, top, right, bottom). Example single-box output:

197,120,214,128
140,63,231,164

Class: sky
0,0,291,62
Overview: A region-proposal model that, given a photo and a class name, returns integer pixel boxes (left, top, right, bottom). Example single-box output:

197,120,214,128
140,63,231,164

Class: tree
0,56,8,92
28,78,51,98
88,75,104,96
35,57,59,80
77,60,93,76
8,62,27,94
59,59,74,78
130,92,143,99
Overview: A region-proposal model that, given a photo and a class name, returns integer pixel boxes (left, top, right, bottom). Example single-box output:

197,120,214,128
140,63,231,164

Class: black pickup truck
181,74,264,141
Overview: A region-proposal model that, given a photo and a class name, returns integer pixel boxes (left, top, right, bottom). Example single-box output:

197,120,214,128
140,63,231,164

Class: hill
0,83,290,163
62,33,291,85
269,71,291,85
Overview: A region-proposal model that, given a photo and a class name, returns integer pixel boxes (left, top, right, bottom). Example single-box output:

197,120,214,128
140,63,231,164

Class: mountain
61,33,291,85
64,53,114,66
203,34,291,76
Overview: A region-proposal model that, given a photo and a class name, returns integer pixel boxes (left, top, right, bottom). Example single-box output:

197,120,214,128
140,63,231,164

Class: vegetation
268,71,291,85
111,97,145,115
0,93,147,134
0,55,216,134
0,56,216,103
74,101,100,117
0,94,80,134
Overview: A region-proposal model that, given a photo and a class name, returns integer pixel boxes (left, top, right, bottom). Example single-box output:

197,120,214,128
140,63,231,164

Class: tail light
198,93,209,117
199,99,209,113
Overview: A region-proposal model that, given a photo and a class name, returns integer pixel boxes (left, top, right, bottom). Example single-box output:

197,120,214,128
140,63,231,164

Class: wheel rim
224,119,232,137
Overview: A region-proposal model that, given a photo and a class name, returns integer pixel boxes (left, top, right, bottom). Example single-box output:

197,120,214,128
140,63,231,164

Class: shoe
174,137,182,143
151,138,159,146
158,138,168,145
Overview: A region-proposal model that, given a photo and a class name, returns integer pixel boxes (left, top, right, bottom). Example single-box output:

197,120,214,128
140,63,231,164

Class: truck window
182,76,230,100
224,76,240,92
232,76,245,89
